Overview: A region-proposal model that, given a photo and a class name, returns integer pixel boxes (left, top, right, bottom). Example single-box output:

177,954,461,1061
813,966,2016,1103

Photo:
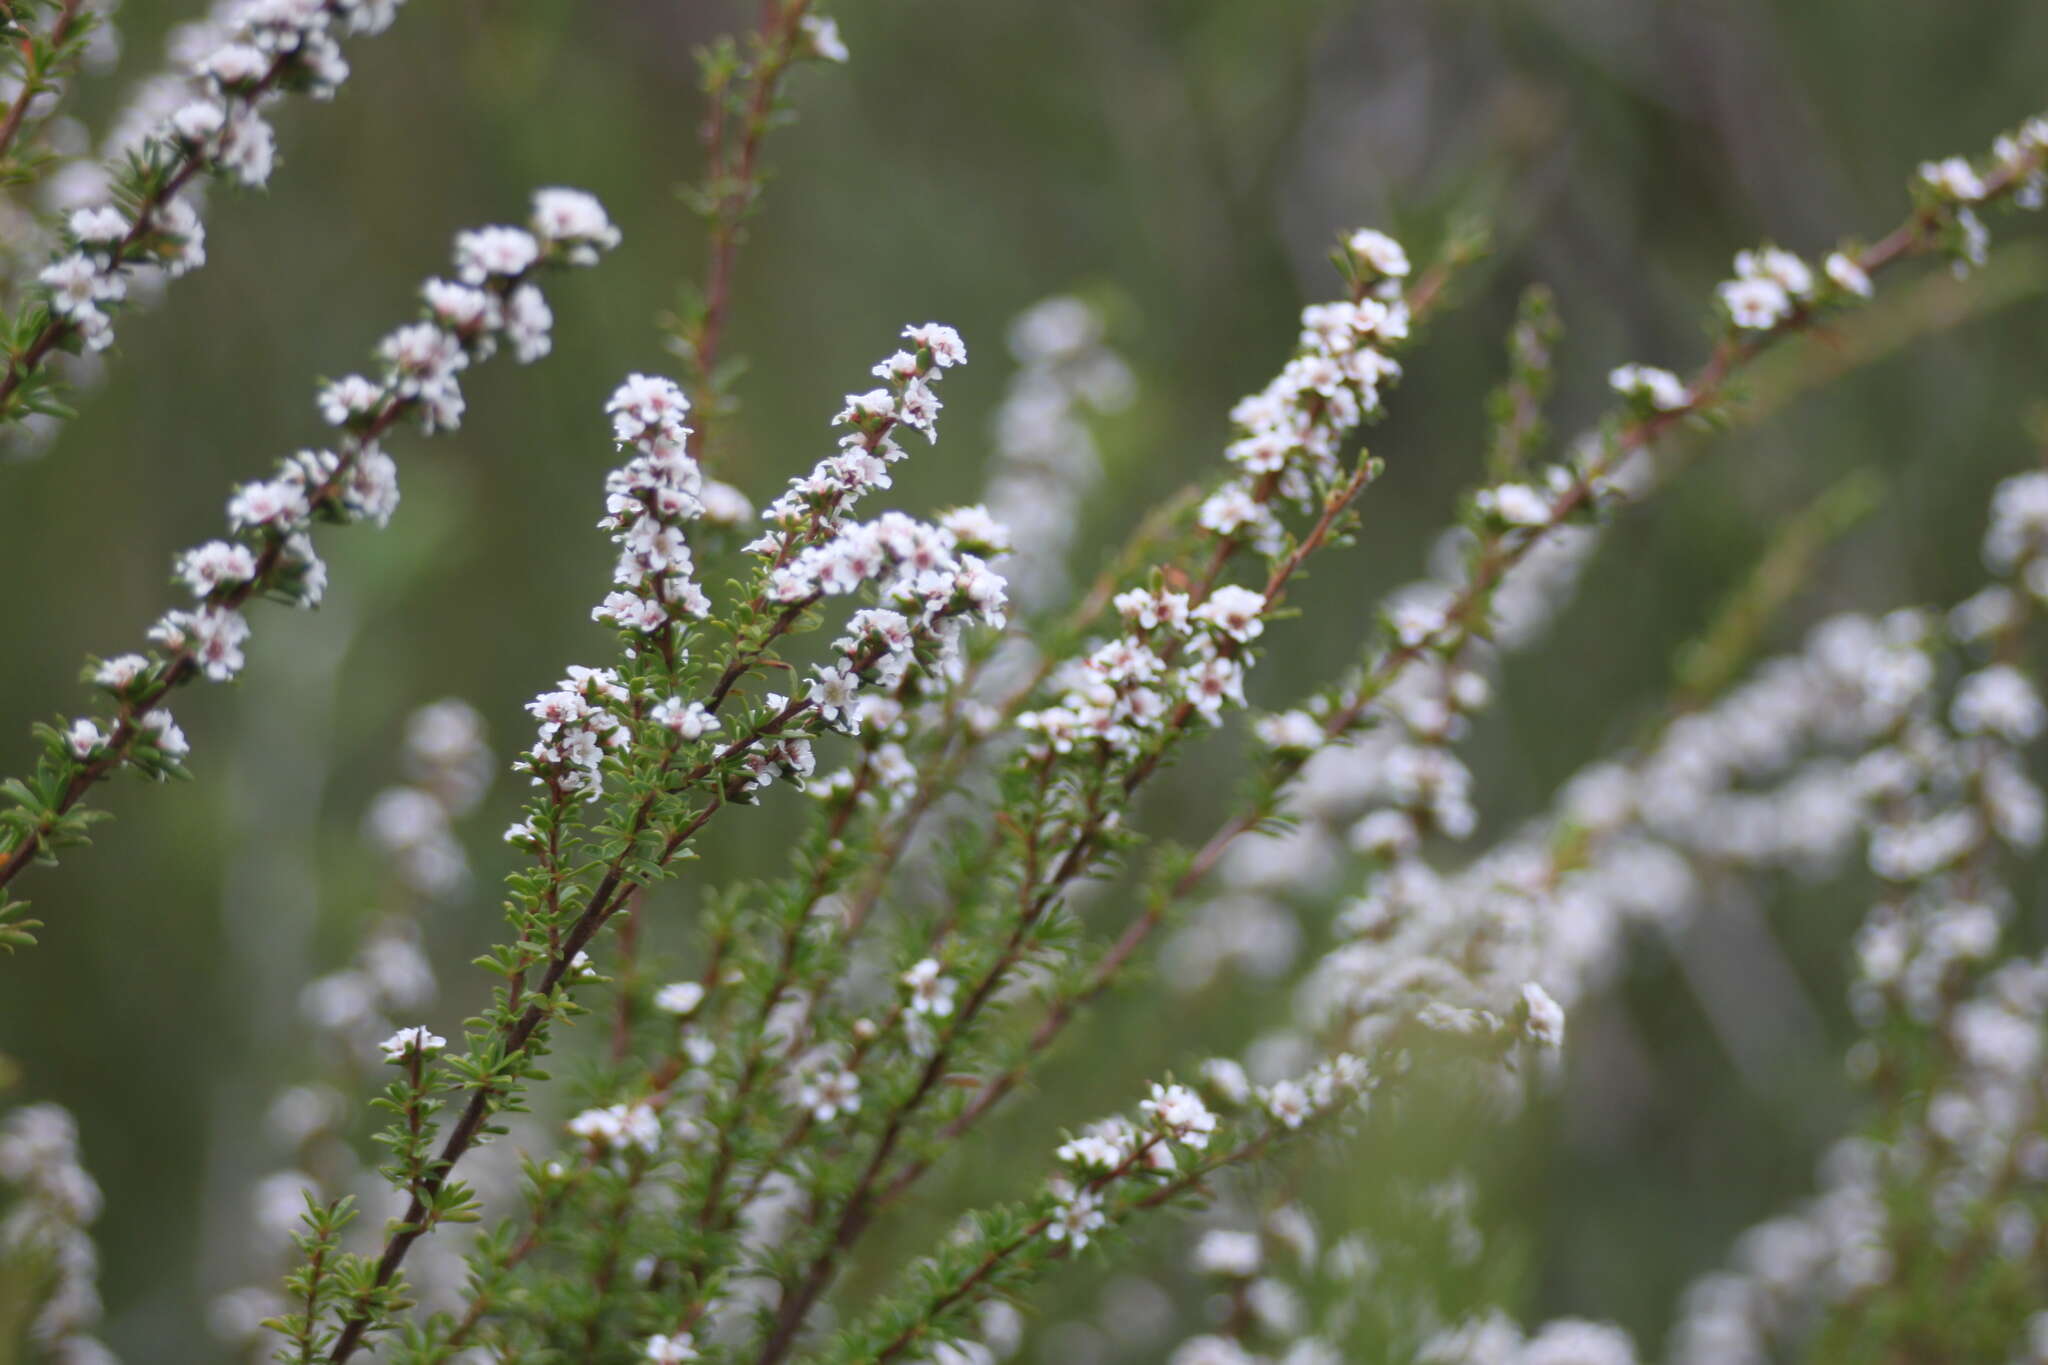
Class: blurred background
3,0,2048,1358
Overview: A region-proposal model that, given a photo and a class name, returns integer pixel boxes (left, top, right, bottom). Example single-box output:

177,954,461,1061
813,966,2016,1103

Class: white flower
1347,227,1411,278
1825,250,1873,298
700,481,752,525
650,697,719,741
1718,275,1792,330
378,1026,447,1062
607,373,692,443
568,1102,662,1154
1520,982,1566,1049
1607,363,1690,411
1264,1079,1312,1129
1193,584,1267,642
141,710,190,759
93,655,148,690
1199,1057,1252,1106
799,13,849,62
69,205,127,248
809,665,863,731
40,253,120,316
228,477,310,531
202,41,269,86
1475,483,1550,527
215,107,278,187
150,606,251,681
1141,1082,1217,1147
1390,598,1446,648
530,187,622,256
170,100,227,144
903,321,967,368
901,958,957,1017
1056,1132,1124,1171
1046,1182,1107,1249
653,981,705,1016
800,1066,861,1121
939,504,1011,553
643,1334,699,1364
505,284,553,363
1192,1229,1262,1278
65,718,106,758
1735,246,1815,298
175,540,260,597
1253,710,1324,751
453,225,540,283
1953,664,2044,743
1170,1337,1256,1365
319,375,385,426
1920,155,1987,202
1521,1319,1637,1365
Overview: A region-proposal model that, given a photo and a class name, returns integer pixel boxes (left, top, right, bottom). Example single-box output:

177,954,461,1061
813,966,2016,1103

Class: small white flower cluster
1716,244,1821,330
526,334,1009,817
797,13,848,63
980,295,1134,611
1016,580,1270,759
567,1100,663,1157
35,0,409,354
59,190,614,789
1198,234,1410,559
1992,115,2048,211
1668,958,2048,1365
1044,1081,1226,1249
517,665,634,803
1279,604,1944,1054
1253,463,2048,1365
741,334,1010,712
0,1104,112,1358
1846,519,2047,1029
592,374,716,634
751,322,972,568
1190,1228,1263,1278
1256,1053,1369,1130
1984,469,2048,589
1606,362,1690,413
1421,1313,1639,1365
361,699,493,897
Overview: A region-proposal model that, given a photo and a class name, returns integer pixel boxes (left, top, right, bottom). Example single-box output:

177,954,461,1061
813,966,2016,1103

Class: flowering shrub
3,4,2048,1364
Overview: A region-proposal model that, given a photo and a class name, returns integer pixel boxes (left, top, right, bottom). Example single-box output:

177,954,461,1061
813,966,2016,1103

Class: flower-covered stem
895,133,2048,1185
0,0,89,177
0,391,403,892
753,250,1434,1328
865,1135,1184,1365
844,1058,1384,1365
1194,141,2045,880
0,197,618,939
331,360,995,1358
0,1103,115,1358
1,0,413,428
